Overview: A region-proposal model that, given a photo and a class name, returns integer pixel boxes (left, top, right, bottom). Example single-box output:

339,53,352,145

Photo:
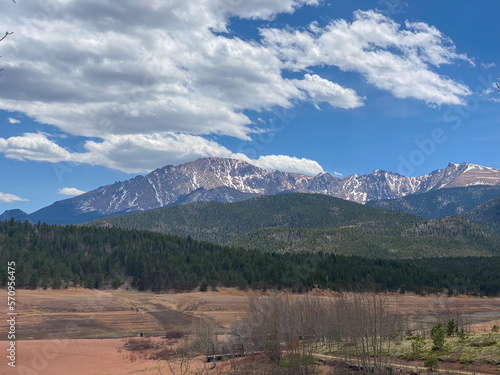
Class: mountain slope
228,216,499,259
464,195,500,235
172,186,260,205
4,219,500,294
90,193,422,243
11,158,500,225
89,193,500,259
366,185,500,219
0,209,29,222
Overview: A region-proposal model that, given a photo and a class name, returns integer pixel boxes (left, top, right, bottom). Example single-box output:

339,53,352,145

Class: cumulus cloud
250,155,325,175
0,132,73,162
7,117,20,124
0,192,28,203
262,10,472,105
0,0,320,140
294,74,364,109
0,132,325,175
0,2,473,175
222,0,321,21
80,133,237,173
58,187,86,196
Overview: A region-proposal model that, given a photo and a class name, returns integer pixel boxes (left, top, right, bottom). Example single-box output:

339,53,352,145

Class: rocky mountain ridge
3,158,500,224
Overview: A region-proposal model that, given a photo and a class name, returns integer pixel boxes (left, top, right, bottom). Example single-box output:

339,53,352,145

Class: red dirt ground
1,288,499,374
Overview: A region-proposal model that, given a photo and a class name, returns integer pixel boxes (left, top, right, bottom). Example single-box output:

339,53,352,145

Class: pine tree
430,323,446,351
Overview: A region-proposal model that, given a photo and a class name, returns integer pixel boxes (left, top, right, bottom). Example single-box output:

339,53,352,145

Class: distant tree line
1,219,500,295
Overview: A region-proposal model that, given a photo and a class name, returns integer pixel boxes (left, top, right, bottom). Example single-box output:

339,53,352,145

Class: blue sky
0,0,499,213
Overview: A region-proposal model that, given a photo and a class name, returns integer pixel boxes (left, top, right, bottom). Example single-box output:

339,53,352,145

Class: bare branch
0,31,14,43
1,1,15,76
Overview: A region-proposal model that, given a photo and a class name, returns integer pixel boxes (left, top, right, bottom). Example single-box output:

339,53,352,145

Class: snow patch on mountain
23,158,500,224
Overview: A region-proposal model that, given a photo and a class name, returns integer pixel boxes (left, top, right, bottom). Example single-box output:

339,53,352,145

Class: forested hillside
2,219,500,295
89,194,500,258
464,195,500,235
228,216,500,258
366,185,500,220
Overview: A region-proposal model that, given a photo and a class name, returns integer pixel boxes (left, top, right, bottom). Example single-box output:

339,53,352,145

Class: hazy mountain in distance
0,209,29,222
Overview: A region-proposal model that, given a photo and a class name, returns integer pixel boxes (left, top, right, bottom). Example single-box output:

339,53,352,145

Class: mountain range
89,193,500,259
2,157,500,225
366,185,500,219
464,195,500,235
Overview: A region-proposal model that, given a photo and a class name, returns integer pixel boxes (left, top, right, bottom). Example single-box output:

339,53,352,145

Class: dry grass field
1,287,500,374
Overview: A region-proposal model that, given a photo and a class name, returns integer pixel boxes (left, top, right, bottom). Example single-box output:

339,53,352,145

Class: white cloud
262,10,472,105
1,3,471,139
481,62,496,69
222,0,321,21
479,83,500,98
58,187,86,196
0,1,322,140
0,192,28,203
0,132,325,176
0,132,73,162
7,117,20,124
250,155,325,175
0,3,474,176
80,133,237,173
294,74,364,109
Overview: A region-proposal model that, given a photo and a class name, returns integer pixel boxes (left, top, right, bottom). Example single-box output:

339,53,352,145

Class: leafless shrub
149,346,176,360
125,337,161,352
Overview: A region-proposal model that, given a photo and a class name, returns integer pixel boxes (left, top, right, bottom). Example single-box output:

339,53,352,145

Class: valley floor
1,287,500,374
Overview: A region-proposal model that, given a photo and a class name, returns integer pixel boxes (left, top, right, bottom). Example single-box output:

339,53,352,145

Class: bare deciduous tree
338,293,402,375
191,316,217,354
166,336,209,375
429,296,470,334
235,292,402,375
1,0,15,75
167,338,192,375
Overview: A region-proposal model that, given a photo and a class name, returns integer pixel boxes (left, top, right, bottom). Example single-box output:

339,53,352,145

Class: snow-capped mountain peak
21,158,500,224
